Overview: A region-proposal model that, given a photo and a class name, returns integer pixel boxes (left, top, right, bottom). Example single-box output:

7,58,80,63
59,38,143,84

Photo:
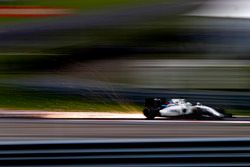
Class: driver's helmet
171,99,180,105
197,102,201,106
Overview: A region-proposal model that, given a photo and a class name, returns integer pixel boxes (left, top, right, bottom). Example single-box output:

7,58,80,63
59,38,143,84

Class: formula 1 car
143,98,232,120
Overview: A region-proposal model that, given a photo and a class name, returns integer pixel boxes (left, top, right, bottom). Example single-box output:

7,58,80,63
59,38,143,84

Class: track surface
0,118,250,141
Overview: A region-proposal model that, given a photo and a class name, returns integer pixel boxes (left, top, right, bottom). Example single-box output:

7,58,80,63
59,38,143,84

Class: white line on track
1,118,250,125
42,119,250,124
74,119,250,124
150,120,250,124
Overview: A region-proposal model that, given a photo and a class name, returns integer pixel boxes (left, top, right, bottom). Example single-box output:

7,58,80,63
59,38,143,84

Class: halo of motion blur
143,98,233,120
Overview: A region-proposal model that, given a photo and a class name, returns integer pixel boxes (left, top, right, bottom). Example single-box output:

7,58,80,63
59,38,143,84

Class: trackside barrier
0,138,250,166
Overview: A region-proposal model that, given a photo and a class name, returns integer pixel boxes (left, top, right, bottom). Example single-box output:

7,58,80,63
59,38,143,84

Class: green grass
0,0,132,24
0,0,170,23
227,109,250,116
0,0,165,10
0,86,142,112
0,86,250,116
17,0,152,9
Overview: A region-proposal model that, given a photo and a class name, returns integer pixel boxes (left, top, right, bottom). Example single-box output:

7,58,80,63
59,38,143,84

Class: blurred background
0,0,250,114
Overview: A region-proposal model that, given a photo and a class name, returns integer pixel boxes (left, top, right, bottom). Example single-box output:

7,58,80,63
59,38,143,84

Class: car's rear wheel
143,108,158,120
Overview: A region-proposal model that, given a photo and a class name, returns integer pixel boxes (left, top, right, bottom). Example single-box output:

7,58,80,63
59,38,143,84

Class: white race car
143,98,232,120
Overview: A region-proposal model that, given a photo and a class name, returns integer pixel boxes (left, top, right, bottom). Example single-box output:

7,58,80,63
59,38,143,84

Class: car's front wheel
214,107,232,118
192,108,223,120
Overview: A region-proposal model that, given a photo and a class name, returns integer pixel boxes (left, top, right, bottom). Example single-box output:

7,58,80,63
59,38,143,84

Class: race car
143,98,232,120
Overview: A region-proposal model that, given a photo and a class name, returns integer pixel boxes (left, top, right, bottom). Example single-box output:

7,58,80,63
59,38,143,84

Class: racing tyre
192,108,203,120
214,107,232,118
193,108,223,120
143,108,158,120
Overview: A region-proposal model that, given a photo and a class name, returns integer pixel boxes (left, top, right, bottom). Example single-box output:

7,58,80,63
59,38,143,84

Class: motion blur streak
0,0,249,129
0,118,250,140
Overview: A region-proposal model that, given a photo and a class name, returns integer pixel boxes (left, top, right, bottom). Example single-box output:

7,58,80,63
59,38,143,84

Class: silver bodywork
159,99,224,118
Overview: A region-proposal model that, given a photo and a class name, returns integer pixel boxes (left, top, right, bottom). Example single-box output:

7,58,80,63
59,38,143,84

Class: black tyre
143,108,158,120
214,107,225,114
192,108,223,120
192,108,203,120
214,107,232,118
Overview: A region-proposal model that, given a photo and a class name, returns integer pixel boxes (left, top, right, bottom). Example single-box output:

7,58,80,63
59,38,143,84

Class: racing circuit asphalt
0,117,250,141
